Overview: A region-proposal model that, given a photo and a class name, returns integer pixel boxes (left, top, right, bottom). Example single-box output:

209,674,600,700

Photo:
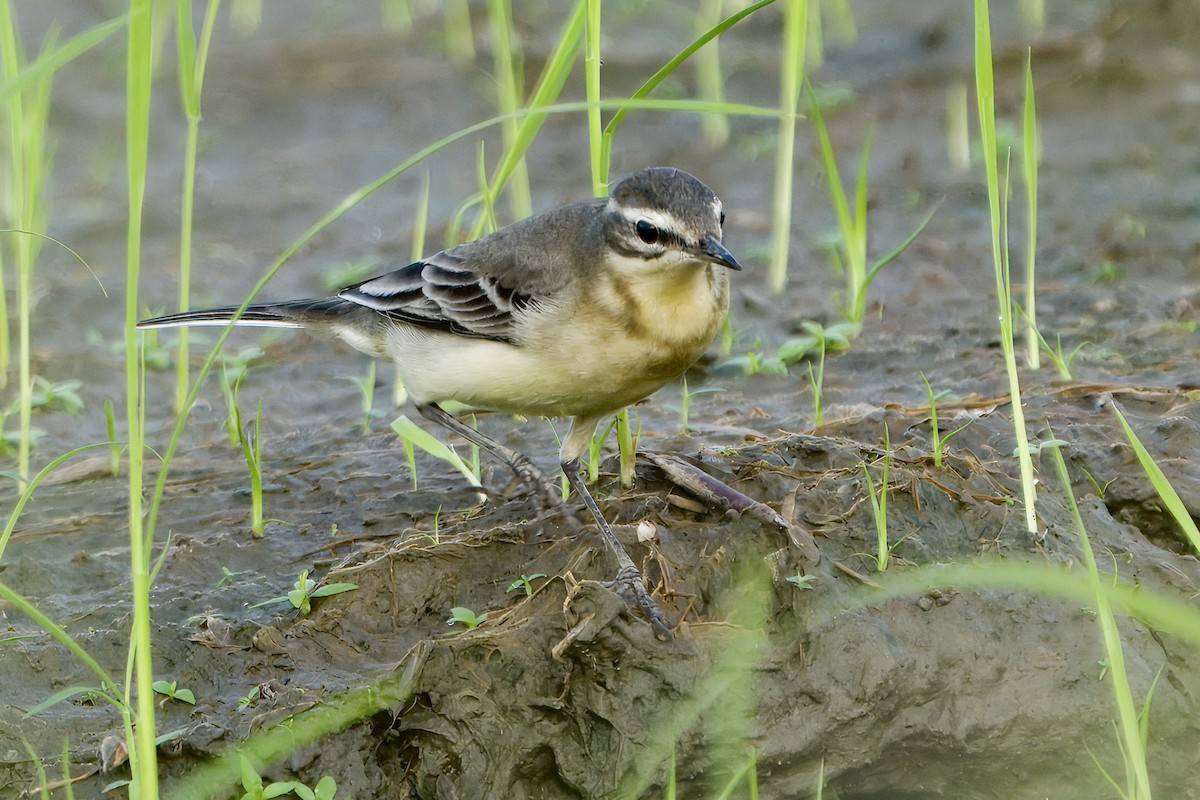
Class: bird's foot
610,564,673,641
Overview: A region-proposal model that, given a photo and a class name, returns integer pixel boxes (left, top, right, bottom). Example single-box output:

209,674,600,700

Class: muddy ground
3,1,1200,798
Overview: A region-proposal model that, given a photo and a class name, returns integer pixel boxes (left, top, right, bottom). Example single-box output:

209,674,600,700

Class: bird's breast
379,264,728,420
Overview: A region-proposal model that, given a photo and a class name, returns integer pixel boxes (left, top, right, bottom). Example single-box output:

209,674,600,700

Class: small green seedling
447,606,487,631
506,573,547,597
975,0,1038,536
152,680,195,706
238,755,338,800
219,347,266,444
786,574,816,590
1032,325,1088,381
1078,465,1116,500
29,376,85,415
779,321,859,427
408,506,445,546
0,418,43,458
238,686,261,711
231,395,266,536
920,374,974,467
863,425,892,571
676,375,724,434
1021,48,1040,369
806,81,936,324
718,346,789,377
216,567,236,588
104,398,121,475
585,416,621,483
616,407,641,488
340,360,377,434
250,570,359,616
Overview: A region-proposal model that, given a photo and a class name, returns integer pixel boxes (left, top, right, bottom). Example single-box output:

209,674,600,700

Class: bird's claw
612,565,673,641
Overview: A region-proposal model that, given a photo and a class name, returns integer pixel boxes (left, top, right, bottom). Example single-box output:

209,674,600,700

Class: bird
139,166,741,641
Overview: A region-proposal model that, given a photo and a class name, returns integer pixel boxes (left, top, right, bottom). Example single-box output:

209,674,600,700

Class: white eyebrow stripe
616,206,683,234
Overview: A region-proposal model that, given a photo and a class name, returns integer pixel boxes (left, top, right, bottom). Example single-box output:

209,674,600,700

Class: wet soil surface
3,2,1200,798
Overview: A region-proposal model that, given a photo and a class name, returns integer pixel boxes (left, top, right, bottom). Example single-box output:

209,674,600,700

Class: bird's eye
635,219,660,244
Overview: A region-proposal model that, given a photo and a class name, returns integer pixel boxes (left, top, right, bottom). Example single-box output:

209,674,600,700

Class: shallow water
3,2,1200,798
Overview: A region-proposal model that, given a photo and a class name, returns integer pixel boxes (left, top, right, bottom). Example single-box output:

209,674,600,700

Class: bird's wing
337,249,535,343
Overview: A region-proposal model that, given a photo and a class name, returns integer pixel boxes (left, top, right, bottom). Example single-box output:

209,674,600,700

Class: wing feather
338,250,532,343
335,198,601,343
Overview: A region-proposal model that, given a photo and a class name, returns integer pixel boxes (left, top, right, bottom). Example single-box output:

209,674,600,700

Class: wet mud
3,1,1200,798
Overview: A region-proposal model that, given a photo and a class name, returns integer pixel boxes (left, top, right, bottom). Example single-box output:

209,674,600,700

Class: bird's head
602,167,741,276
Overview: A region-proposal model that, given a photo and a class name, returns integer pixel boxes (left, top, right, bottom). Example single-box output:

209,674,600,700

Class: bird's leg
417,403,563,509
562,458,673,641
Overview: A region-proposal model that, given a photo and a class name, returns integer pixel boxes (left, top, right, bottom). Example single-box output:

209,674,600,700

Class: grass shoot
1,2,53,488
340,360,377,435
1045,442,1151,798
974,0,1038,536
173,0,222,413
1109,399,1200,558
485,0,533,222
391,414,484,493
123,0,160,792
231,394,266,537
946,82,970,173
677,375,724,434
779,320,858,427
862,425,892,571
1021,48,1040,369
768,0,808,295
584,416,621,484
695,0,731,148
1018,307,1087,380
807,83,937,324
920,373,973,468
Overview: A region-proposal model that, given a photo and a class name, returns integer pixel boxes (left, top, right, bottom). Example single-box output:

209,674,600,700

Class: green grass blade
695,0,730,147
974,0,1037,535
125,0,160,794
768,0,808,294
485,0,531,222
845,561,1200,651
855,202,939,315
1047,443,1151,798
585,0,603,193
1022,48,1039,369
807,81,852,262
0,14,126,107
0,442,111,562
600,0,779,175
1110,401,1200,557
391,415,482,488
24,685,108,719
0,581,121,701
471,1,584,238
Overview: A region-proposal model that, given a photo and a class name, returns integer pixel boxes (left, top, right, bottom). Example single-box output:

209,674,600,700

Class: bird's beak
698,234,742,271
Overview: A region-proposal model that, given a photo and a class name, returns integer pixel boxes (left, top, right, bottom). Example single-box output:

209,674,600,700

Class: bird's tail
137,298,358,330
